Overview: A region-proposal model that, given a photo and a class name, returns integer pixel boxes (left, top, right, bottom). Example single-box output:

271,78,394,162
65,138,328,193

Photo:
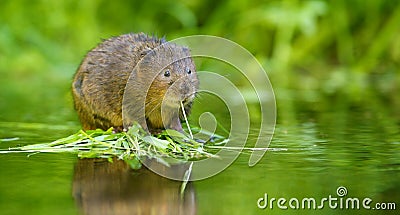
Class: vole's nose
182,97,190,105
182,93,195,105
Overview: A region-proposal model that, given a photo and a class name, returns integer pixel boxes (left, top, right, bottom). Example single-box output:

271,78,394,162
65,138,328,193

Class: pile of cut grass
2,123,227,169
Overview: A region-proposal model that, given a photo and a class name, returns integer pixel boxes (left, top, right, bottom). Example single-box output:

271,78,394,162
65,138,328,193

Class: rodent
72,33,199,133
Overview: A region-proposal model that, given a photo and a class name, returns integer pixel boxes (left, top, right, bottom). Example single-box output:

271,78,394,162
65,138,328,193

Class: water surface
0,94,399,215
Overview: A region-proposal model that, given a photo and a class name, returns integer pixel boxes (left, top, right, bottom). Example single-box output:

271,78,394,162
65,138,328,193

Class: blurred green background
1,0,399,126
1,1,399,215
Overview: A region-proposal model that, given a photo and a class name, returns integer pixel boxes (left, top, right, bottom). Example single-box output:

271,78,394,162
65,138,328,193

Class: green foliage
1,124,225,169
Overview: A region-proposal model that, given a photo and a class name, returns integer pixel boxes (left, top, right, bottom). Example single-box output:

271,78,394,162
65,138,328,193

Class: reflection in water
72,158,196,215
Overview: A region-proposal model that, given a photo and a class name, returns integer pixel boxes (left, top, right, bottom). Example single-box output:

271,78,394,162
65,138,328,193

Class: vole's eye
164,70,171,77
187,68,192,74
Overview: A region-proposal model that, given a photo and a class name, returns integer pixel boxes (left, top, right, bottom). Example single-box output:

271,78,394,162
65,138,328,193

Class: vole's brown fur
72,33,198,133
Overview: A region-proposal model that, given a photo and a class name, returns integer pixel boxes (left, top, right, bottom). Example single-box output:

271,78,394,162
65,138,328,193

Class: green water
0,93,399,215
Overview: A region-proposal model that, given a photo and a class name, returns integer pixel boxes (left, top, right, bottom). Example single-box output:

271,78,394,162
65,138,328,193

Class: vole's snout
182,93,196,106
182,97,190,105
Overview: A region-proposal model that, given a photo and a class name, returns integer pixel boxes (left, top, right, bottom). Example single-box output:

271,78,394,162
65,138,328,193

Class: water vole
72,33,199,133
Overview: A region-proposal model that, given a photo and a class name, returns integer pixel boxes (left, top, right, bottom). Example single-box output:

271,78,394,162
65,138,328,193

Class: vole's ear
140,48,152,57
182,46,192,55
